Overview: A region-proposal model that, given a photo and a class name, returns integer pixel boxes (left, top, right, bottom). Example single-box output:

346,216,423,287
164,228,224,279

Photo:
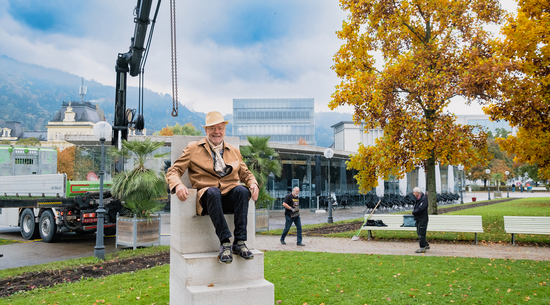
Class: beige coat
166,137,258,215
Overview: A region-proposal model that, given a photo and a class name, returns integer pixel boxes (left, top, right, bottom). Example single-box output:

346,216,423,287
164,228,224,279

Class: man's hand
175,184,189,201
250,183,259,201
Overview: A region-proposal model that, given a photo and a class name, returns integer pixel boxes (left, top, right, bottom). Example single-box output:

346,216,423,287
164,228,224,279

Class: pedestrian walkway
255,235,550,261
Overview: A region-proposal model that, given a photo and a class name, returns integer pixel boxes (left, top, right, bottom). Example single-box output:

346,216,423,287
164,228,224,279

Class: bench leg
475,233,478,245
368,230,372,240
512,233,515,246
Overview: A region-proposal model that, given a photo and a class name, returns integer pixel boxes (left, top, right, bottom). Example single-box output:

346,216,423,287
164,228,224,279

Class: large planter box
116,214,161,250
255,208,269,232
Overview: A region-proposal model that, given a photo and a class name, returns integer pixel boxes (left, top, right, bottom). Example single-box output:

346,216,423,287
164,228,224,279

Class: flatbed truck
0,174,123,242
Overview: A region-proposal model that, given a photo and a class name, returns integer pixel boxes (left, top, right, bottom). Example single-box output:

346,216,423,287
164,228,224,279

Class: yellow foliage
57,146,76,180
158,127,174,136
332,0,500,203
484,0,550,179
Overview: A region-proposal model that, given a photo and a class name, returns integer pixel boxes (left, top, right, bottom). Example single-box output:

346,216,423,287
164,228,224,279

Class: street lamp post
93,121,112,260
458,165,464,204
324,148,334,224
463,170,466,194
505,171,510,198
485,169,491,200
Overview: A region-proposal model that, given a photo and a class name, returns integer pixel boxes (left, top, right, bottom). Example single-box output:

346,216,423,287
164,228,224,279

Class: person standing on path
412,187,429,253
280,187,305,246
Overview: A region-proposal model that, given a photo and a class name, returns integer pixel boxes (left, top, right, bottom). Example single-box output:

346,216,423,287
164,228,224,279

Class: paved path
255,235,550,261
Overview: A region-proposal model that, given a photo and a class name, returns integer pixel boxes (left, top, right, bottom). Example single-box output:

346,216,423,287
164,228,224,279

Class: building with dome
44,101,104,150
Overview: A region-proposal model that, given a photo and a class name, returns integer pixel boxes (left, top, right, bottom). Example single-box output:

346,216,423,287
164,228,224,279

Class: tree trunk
424,108,438,215
427,150,438,215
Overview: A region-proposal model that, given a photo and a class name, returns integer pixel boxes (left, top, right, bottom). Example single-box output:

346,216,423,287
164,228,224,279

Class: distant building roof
3,121,23,138
50,101,102,123
23,131,47,141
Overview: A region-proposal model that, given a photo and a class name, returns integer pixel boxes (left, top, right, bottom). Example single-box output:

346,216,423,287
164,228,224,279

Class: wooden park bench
503,216,550,245
363,214,484,244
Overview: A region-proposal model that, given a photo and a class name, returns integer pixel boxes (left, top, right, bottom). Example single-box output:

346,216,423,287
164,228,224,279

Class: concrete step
170,248,266,286
186,279,274,305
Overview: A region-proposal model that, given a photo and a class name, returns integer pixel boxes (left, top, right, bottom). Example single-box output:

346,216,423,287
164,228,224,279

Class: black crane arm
113,0,160,148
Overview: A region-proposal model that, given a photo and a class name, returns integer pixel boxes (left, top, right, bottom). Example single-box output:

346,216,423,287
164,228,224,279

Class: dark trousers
280,215,302,244
416,220,429,248
201,185,250,244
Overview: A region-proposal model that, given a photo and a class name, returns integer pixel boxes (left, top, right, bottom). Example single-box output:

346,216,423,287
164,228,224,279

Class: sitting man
166,111,259,264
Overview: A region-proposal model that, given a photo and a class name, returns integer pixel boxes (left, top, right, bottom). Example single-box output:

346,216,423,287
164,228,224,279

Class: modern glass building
263,143,358,210
232,98,316,145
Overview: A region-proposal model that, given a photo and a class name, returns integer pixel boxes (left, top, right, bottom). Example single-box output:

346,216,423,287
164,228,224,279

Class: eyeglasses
206,126,226,132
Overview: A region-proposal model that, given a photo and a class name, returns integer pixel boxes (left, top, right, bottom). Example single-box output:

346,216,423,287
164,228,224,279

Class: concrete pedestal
169,136,274,305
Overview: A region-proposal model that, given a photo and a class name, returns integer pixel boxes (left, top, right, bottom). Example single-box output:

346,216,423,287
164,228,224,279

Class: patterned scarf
206,137,227,175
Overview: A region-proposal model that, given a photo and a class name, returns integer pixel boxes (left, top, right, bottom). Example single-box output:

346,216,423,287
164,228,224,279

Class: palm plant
109,139,169,218
240,136,282,208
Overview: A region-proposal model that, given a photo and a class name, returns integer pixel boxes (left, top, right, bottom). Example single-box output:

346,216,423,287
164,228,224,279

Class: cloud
7,0,90,35
0,0,517,117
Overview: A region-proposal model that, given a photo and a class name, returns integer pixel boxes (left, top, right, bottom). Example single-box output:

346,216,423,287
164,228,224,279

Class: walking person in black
280,187,305,246
412,187,429,253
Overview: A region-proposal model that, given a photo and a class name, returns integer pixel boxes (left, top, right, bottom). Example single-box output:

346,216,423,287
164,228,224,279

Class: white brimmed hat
203,111,229,127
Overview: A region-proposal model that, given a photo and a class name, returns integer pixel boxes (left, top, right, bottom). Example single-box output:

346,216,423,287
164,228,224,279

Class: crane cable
170,0,179,117
136,0,161,131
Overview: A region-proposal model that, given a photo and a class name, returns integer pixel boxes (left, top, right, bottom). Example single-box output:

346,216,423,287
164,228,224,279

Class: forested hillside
0,55,206,134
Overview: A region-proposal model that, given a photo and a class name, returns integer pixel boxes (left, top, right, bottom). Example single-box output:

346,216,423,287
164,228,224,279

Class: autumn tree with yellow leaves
57,146,76,180
331,0,503,214
484,0,550,179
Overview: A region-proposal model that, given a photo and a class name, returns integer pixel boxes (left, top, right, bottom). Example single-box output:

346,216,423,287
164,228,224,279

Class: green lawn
265,251,550,304
3,251,549,304
3,264,170,305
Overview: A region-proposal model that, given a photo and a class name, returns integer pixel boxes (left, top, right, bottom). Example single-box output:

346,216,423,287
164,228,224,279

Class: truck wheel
39,210,60,243
20,209,39,240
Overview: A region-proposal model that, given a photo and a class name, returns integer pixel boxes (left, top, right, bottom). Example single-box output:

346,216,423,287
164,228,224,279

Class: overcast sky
0,0,517,116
